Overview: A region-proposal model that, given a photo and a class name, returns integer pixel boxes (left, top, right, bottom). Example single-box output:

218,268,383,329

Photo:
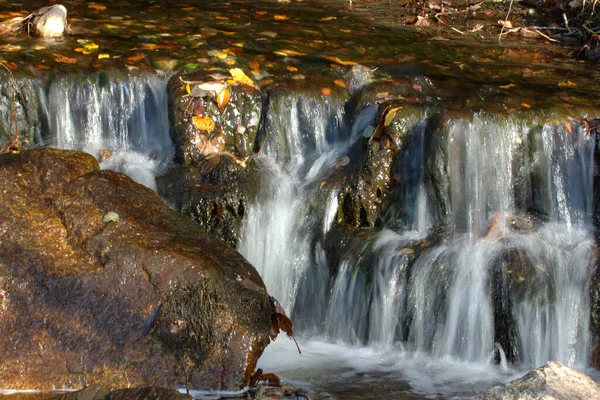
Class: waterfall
249,107,597,379
38,73,173,191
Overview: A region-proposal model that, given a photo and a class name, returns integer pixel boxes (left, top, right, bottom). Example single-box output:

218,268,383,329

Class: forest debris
270,296,301,354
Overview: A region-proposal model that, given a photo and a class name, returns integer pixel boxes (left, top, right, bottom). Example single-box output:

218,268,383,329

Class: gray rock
475,361,600,400
30,5,68,38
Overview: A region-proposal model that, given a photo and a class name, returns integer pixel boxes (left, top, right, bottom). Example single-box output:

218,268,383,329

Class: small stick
499,0,515,42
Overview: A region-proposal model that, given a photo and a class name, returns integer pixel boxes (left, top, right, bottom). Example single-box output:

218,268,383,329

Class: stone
30,5,68,38
0,148,278,391
474,361,600,400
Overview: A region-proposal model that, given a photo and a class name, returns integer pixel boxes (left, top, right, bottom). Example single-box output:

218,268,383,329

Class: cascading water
37,73,173,191
251,106,598,398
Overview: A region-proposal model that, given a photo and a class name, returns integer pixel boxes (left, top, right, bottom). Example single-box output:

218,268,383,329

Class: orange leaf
217,87,231,111
55,55,78,64
287,65,298,72
249,60,260,70
333,79,346,88
192,116,216,132
274,15,289,21
521,102,531,109
324,56,357,66
127,53,145,63
321,87,331,96
88,4,107,11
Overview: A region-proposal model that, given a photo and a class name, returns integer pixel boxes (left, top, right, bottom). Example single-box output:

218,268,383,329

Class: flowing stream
38,74,173,191
37,72,599,399
239,95,598,398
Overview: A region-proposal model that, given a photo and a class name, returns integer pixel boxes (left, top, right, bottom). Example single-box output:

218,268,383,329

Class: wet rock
0,75,39,150
158,154,258,248
30,5,68,38
336,102,423,230
474,361,600,399
0,148,277,390
168,70,262,165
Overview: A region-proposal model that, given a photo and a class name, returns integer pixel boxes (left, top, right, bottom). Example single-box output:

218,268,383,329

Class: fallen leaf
55,55,78,64
141,43,161,50
274,15,289,21
520,102,531,109
192,116,216,132
333,79,346,88
249,59,260,70
88,4,108,11
565,122,573,133
286,65,298,72
340,28,351,33
229,68,258,88
217,87,230,111
319,16,337,21
127,53,145,63
499,83,517,89
498,20,513,29
384,107,402,127
323,56,357,66
321,87,331,96
273,49,308,57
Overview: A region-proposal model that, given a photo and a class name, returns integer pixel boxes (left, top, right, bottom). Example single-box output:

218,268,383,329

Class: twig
534,29,561,43
499,0,515,42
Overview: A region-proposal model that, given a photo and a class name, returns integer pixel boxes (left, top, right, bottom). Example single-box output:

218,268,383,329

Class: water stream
32,71,598,400
38,74,173,191
239,97,598,398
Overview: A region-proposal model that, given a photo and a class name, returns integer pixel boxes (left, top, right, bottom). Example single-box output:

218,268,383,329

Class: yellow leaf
274,49,308,57
98,53,110,59
104,24,119,29
141,43,161,51
274,15,289,21
340,29,351,33
88,4,108,11
74,48,91,55
84,43,99,52
384,107,402,127
229,68,257,88
499,83,517,89
324,56,357,66
186,83,191,94
32,45,45,51
192,116,216,132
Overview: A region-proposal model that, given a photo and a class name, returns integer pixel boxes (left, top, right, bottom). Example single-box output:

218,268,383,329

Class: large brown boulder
474,361,600,400
0,148,276,391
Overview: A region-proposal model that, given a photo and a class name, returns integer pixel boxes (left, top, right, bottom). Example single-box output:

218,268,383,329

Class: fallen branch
499,0,515,42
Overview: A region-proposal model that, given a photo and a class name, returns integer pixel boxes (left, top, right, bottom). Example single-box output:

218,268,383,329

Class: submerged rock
474,361,600,399
0,148,277,391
